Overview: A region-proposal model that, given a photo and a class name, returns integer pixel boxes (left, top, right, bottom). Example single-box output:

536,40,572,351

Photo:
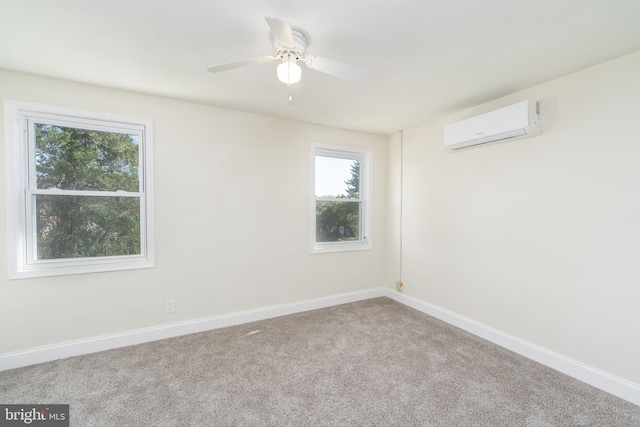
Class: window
3,100,154,278
311,144,371,253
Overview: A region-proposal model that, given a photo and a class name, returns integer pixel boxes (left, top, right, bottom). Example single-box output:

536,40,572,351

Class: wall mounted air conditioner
444,100,541,150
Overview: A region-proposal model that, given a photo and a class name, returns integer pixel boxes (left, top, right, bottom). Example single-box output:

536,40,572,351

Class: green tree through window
315,155,362,243
34,124,142,259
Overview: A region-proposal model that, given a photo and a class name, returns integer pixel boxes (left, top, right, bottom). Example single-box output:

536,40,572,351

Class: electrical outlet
166,299,175,313
396,281,404,292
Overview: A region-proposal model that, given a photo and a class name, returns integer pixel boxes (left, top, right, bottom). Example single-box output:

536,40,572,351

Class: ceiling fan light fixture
277,58,302,85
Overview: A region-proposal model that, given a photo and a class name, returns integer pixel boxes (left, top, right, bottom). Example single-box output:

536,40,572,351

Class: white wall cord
399,130,404,284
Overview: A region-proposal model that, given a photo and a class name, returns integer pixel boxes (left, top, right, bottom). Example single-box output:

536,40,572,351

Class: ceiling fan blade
265,17,295,49
304,56,368,84
288,82,304,106
207,56,275,74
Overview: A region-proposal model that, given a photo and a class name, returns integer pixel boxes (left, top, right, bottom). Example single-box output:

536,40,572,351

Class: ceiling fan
206,17,368,105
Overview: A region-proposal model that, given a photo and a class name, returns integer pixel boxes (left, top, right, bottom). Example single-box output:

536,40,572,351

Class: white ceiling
1,1,640,135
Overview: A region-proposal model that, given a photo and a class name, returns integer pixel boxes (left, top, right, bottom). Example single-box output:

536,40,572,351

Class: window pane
35,195,141,259
316,200,361,242
35,123,139,192
315,156,360,198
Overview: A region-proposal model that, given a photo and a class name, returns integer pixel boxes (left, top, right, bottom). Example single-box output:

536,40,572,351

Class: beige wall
391,51,640,384
0,70,389,353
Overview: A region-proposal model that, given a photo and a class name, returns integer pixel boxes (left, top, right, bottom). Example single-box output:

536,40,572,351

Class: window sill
311,241,371,254
9,258,154,280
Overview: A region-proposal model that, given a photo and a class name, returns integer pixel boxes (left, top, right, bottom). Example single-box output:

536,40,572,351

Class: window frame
310,144,371,254
3,100,155,279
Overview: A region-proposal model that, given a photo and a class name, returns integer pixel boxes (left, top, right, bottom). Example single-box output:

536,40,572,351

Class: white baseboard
384,288,640,407
2,286,639,407
0,287,386,371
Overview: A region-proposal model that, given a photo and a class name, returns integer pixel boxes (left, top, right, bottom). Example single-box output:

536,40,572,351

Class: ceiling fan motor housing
273,28,307,58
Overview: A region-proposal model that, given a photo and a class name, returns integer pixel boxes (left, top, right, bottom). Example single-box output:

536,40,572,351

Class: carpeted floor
1,297,639,426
